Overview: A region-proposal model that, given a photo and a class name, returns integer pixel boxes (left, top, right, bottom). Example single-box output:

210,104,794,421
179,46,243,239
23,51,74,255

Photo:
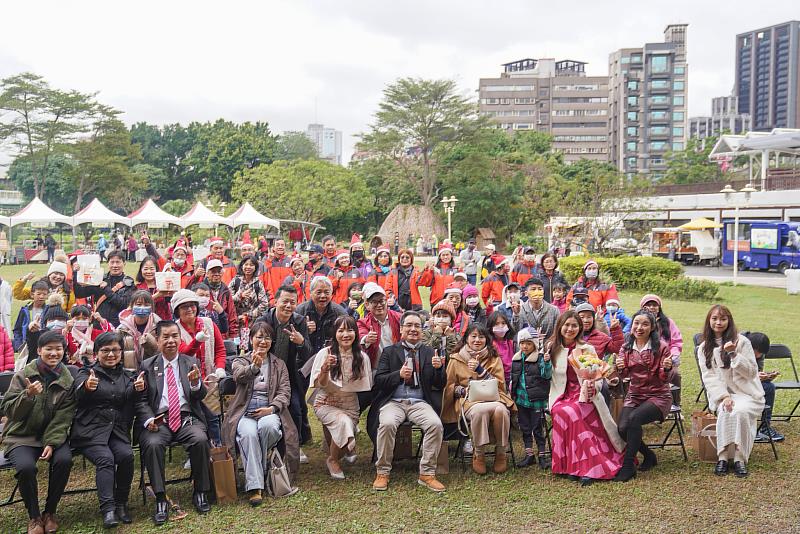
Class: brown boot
42,513,58,533
493,450,508,474
472,452,487,475
27,518,44,534
372,473,389,491
417,474,446,492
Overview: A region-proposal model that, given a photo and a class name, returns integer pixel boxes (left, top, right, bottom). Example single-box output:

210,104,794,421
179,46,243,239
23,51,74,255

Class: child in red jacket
65,305,112,366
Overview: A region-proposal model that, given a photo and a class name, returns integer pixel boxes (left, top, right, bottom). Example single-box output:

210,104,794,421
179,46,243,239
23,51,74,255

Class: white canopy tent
73,198,132,227
9,197,73,227
0,215,9,227
180,201,232,228
228,202,280,230
128,198,183,228
709,128,800,189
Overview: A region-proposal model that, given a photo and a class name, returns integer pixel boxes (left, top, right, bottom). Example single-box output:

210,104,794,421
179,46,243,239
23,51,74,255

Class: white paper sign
76,254,103,286
155,271,181,292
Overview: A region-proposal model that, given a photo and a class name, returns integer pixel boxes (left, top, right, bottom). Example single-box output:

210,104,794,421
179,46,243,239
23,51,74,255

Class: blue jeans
466,274,477,286
761,380,776,426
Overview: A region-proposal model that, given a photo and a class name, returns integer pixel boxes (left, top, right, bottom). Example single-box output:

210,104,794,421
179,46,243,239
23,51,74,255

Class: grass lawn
1,263,799,532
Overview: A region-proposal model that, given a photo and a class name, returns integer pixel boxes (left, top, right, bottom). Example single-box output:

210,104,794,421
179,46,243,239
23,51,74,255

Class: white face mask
524,254,535,262
197,297,210,309
606,305,619,314
465,296,480,307
585,268,599,279
492,325,509,337
173,258,186,267
433,316,451,327
73,319,90,331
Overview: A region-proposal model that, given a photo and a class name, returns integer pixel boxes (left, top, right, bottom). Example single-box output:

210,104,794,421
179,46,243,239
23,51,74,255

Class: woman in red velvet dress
548,310,625,486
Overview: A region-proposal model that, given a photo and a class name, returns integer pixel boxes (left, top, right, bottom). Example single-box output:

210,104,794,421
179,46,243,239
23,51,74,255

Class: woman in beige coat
441,323,515,475
698,304,765,478
221,322,299,506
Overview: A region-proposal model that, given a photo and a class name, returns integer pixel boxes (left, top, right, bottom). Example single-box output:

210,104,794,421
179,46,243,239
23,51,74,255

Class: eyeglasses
98,348,122,355
402,323,422,330
252,335,272,342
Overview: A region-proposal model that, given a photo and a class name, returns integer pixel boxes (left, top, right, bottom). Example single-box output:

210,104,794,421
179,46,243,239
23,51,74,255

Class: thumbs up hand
85,369,99,392
24,378,43,398
134,371,146,392
188,364,201,385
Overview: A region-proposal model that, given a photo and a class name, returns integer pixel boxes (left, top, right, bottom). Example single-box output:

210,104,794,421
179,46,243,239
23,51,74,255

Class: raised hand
188,364,201,385
85,369,99,391
364,329,378,345
134,372,146,392
24,378,43,398
306,317,317,334
431,351,443,369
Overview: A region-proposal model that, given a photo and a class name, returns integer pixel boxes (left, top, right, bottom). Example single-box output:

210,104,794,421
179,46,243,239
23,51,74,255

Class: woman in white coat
698,305,765,478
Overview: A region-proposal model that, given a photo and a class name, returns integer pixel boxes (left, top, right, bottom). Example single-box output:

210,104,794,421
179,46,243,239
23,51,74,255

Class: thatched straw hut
377,204,446,247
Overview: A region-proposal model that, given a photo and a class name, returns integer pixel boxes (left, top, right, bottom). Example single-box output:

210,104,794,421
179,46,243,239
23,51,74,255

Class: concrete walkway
683,265,787,289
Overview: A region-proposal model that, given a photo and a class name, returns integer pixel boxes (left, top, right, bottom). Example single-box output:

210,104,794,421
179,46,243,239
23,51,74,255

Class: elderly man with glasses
366,311,446,493
357,282,402,368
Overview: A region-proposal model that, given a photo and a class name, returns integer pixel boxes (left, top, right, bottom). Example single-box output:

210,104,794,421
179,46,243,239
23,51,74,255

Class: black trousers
517,407,546,451
617,402,663,464
139,416,211,496
78,436,134,513
8,443,73,519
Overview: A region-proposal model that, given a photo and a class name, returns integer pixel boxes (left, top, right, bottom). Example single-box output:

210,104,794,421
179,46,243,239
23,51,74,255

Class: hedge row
557,255,717,301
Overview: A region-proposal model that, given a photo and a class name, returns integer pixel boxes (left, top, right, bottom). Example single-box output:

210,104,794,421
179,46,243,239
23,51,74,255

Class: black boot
614,458,637,482
638,447,658,472
516,454,535,468
153,499,169,526
537,455,551,470
193,491,211,514
102,510,119,529
114,504,132,524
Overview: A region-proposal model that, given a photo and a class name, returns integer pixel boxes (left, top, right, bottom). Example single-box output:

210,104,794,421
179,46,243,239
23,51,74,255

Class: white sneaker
299,449,309,464
463,439,473,455
183,459,191,470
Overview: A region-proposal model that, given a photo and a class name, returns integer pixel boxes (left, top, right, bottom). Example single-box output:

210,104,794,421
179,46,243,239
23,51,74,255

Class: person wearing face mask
64,305,112,367
462,284,487,326
23,300,70,366
305,244,331,277
368,245,393,290
565,260,619,313
511,246,538,287
118,290,162,371
458,239,482,286
511,278,560,341
422,300,460,361
494,283,521,323
348,234,375,279
487,311,516,390
14,261,76,312
603,298,632,334
192,282,230,336
481,258,511,311
150,240,197,290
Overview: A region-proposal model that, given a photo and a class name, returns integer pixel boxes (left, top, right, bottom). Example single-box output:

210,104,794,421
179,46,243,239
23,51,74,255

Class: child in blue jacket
603,298,632,334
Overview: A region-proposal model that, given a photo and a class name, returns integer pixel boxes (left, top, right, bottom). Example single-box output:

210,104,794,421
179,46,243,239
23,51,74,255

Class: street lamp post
720,183,757,286
440,196,458,242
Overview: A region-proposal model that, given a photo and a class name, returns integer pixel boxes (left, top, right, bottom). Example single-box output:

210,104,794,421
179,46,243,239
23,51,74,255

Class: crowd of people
0,231,785,532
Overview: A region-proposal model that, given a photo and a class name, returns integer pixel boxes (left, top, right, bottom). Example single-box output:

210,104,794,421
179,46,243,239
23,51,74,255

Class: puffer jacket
117,309,162,371
510,349,552,404
0,325,13,371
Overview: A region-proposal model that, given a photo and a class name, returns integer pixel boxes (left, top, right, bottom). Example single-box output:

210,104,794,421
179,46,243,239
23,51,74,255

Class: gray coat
221,353,299,482
512,300,560,340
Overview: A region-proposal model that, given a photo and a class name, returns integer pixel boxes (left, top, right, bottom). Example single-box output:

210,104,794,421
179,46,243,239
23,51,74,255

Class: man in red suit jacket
357,282,401,367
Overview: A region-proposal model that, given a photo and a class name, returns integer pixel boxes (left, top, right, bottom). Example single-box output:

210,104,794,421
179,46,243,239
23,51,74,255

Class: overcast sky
0,0,797,168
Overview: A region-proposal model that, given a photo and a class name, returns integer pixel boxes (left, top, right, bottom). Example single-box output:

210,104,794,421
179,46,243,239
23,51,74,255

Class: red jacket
511,261,537,287
261,255,294,301
385,267,425,309
367,269,393,292
202,255,237,285
0,325,13,372
481,271,509,306
583,324,624,359
566,278,619,312
283,271,314,304
177,317,227,377
357,310,402,367
418,262,459,307
330,266,365,304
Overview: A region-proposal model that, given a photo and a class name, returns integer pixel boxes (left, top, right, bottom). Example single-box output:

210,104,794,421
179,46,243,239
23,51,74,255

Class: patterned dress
550,363,624,479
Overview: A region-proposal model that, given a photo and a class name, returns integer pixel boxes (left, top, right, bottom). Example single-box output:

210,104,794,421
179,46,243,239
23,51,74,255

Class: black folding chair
764,343,800,421
646,388,688,461
693,333,708,409
454,412,516,471
0,371,14,402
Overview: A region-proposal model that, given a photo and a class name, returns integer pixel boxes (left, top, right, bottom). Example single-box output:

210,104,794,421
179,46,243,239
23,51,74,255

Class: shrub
557,255,717,301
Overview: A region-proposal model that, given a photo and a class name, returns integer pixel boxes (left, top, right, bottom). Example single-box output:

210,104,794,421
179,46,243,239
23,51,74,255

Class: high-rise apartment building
478,58,610,163
609,24,689,180
735,21,800,130
305,123,343,165
689,95,752,139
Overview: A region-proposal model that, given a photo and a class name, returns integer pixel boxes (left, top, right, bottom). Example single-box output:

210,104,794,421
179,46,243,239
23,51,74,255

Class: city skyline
0,1,797,165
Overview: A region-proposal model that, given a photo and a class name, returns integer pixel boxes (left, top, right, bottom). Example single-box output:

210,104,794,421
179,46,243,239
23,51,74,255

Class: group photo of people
0,229,787,534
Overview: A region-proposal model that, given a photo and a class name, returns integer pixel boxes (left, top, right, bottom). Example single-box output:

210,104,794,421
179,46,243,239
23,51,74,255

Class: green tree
232,160,372,224
275,132,318,160
161,199,192,217
662,136,723,184
130,122,200,200
0,72,98,198
8,153,76,211
187,120,278,201
357,78,485,207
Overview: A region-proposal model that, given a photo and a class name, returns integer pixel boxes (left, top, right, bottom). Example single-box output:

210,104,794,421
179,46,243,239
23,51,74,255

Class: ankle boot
614,458,637,482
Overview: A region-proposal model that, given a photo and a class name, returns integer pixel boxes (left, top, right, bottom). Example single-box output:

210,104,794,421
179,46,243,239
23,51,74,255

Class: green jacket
0,361,76,453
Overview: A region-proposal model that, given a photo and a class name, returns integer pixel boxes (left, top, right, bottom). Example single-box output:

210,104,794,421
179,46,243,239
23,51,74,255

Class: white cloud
0,0,797,165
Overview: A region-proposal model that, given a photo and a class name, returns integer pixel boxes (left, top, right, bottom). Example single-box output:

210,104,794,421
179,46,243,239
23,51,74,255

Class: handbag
208,446,237,505
266,449,299,497
467,377,500,403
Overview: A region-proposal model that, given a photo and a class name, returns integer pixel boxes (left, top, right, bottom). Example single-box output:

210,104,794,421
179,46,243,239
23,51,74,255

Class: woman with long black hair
309,315,372,479
640,294,683,407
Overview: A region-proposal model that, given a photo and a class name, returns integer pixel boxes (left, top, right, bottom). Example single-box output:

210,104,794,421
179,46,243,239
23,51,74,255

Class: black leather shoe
516,455,535,468
115,504,132,524
193,491,211,514
102,510,119,529
579,476,594,487
714,460,729,476
153,500,169,525
733,461,749,478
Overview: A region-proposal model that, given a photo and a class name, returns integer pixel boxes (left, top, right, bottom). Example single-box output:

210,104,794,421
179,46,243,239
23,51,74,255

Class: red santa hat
209,236,224,246
438,243,454,257
335,249,350,262
376,244,391,255
443,282,462,296
350,233,362,247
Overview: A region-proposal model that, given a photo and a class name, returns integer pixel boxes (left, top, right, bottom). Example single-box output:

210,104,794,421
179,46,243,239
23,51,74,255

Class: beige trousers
375,400,443,475
465,401,510,448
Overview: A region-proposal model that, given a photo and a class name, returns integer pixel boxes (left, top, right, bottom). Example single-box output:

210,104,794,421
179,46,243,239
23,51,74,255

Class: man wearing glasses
357,282,402,368
366,311,446,493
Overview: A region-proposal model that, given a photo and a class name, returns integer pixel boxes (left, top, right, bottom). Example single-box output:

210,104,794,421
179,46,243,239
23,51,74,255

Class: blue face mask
133,306,151,317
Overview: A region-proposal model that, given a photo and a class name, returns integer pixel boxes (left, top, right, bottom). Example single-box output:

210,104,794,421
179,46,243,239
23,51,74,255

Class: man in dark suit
135,320,212,525
367,311,446,493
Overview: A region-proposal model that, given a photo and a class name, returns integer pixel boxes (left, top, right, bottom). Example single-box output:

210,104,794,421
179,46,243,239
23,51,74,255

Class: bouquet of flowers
568,349,611,403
